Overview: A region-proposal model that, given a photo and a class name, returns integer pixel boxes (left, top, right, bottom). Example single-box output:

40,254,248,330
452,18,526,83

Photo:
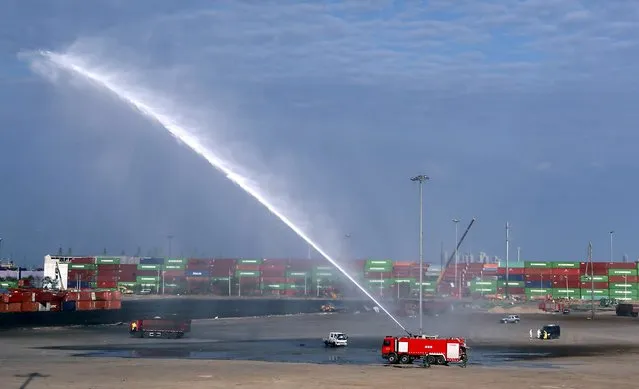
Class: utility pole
588,241,594,320
452,219,460,299
517,247,521,263
505,222,510,299
410,174,429,336
609,231,614,262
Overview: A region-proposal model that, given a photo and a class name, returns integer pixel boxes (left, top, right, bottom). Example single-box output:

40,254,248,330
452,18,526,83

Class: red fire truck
381,335,468,367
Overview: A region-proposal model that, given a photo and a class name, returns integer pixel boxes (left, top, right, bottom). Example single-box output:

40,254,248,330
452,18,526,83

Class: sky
2,0,639,266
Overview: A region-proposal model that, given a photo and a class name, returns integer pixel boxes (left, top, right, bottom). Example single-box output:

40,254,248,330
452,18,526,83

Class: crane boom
436,218,476,288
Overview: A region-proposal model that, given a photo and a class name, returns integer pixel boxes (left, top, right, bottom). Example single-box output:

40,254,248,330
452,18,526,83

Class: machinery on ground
536,324,560,340
129,316,191,338
500,314,520,324
615,302,638,317
381,335,468,367
323,331,348,347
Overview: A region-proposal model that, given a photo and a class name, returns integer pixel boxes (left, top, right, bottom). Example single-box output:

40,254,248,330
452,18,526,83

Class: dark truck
616,303,639,317
129,316,192,338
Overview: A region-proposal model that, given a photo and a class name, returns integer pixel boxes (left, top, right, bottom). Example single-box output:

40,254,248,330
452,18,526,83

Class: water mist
29,50,410,334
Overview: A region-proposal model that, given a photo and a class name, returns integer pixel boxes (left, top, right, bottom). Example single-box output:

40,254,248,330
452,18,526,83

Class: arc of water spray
34,50,411,335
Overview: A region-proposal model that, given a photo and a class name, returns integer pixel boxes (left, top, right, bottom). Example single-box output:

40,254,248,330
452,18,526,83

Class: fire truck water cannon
381,335,468,368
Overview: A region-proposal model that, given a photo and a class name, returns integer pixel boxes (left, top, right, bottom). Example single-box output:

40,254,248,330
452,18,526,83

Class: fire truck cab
381,335,468,367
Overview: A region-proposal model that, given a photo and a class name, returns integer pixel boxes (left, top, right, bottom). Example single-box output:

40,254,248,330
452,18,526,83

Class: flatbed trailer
130,317,191,338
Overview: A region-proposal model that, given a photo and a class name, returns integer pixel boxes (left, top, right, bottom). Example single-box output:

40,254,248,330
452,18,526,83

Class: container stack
0,289,122,313
185,258,212,294
550,262,580,299
260,258,289,295
67,257,97,289
95,256,121,289
163,258,187,292
363,260,393,297
210,258,234,295
236,259,262,296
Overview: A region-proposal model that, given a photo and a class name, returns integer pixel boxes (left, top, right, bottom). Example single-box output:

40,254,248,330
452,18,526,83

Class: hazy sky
2,0,639,266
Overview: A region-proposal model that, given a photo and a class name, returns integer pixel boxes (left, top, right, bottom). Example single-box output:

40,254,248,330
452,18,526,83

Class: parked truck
616,303,639,317
129,316,192,338
381,335,468,367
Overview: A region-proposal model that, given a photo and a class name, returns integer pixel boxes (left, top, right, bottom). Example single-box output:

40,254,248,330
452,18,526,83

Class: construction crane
435,218,476,289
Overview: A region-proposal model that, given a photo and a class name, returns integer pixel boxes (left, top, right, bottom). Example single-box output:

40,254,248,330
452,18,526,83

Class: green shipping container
164,264,186,270
312,271,335,279
313,266,334,272
0,281,17,288
609,289,638,297
138,264,161,271
96,257,121,264
367,279,393,287
211,276,231,282
608,269,637,276
580,275,608,282
470,287,497,293
263,283,289,290
580,289,609,298
235,270,260,277
499,261,525,268
118,282,137,287
137,276,160,282
166,258,187,264
394,278,415,284
551,288,580,297
471,280,497,286
551,262,580,269
366,260,393,266
286,271,309,278
237,258,263,265
498,280,525,287
608,283,638,289
524,261,550,268
421,288,436,293
69,263,96,270
414,281,434,287
365,265,393,272
525,288,550,294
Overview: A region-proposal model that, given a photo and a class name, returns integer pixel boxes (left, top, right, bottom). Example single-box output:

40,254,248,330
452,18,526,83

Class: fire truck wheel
426,355,437,365
387,353,399,364
399,355,411,364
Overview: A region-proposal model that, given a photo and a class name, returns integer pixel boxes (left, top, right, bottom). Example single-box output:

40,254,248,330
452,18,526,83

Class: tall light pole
411,174,429,336
609,231,614,262
167,235,174,258
452,219,460,299
517,247,521,263
505,222,510,299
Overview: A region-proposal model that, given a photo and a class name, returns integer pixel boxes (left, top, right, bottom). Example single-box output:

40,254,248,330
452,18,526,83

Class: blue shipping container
498,274,525,281
185,270,209,277
525,280,552,288
62,301,76,312
67,281,91,288
140,257,165,265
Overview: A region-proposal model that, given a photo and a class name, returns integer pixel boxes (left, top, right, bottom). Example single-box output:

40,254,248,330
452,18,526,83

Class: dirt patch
487,306,541,314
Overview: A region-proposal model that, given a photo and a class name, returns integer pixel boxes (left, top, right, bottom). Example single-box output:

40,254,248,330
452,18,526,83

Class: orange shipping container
106,300,122,309
0,303,7,312
111,291,122,301
6,303,21,312
93,301,107,309
76,301,94,311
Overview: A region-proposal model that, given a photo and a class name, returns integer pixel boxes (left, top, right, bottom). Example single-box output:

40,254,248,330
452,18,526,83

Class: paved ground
1,310,638,388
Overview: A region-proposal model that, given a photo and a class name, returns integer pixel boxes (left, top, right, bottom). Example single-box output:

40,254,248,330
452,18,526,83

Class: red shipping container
211,267,235,277
119,264,137,271
21,302,39,312
71,257,95,264
552,280,580,288
580,282,609,289
238,277,260,285
186,277,210,283
212,258,237,267
364,272,392,279
97,276,119,282
287,261,313,271
262,259,290,266
259,264,287,272
6,302,21,312
580,262,611,271
551,269,580,276
523,268,553,275
136,270,160,276
186,264,210,271
0,303,6,313
261,270,287,278
236,264,260,271
607,262,637,269
96,270,120,276
163,270,186,277
97,281,117,289
118,274,136,282
165,276,186,283
261,277,288,284
97,264,121,271
508,287,525,294
608,276,639,283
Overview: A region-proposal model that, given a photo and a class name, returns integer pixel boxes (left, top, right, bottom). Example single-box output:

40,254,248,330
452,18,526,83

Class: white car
500,315,520,324
323,332,348,347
